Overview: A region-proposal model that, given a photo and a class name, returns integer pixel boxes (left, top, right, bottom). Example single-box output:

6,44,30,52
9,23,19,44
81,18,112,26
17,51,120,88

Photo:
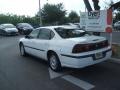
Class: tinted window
38,29,51,40
29,29,39,38
3,24,15,28
55,28,90,38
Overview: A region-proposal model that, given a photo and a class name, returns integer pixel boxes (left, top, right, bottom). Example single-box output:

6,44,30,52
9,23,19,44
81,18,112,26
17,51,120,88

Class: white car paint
19,26,112,68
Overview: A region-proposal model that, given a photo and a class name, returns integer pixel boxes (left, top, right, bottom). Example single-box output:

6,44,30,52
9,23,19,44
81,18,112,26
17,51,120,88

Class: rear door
33,28,54,60
24,28,55,60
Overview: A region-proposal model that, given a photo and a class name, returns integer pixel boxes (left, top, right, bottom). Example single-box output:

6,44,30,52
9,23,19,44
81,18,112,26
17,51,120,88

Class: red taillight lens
102,40,109,47
72,44,90,53
106,40,109,46
72,40,109,53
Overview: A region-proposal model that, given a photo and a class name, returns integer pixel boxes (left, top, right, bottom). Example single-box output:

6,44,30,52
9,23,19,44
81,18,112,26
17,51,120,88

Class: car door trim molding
24,45,45,52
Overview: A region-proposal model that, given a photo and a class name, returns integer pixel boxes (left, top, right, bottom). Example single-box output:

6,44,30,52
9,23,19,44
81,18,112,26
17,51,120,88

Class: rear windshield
55,28,90,38
19,23,33,28
3,24,15,28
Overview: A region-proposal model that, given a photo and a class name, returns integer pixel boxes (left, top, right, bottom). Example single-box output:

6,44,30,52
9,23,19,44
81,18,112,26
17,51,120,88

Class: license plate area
95,52,103,60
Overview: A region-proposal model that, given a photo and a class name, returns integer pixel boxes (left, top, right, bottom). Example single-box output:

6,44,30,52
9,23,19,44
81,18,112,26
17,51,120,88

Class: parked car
16,23,34,35
73,23,81,28
19,26,112,71
0,23,18,36
65,23,80,28
114,21,120,30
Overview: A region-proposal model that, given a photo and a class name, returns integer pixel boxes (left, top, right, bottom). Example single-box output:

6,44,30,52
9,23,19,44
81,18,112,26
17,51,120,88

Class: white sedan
19,26,112,71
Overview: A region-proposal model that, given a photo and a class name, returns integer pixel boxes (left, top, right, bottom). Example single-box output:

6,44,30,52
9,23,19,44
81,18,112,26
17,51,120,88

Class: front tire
19,43,27,56
48,53,62,72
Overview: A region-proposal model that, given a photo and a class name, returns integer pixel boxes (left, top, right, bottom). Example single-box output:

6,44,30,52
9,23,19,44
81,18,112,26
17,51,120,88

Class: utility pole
39,0,42,26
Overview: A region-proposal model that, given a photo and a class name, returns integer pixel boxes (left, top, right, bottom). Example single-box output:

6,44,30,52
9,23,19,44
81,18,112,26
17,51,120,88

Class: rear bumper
60,47,112,68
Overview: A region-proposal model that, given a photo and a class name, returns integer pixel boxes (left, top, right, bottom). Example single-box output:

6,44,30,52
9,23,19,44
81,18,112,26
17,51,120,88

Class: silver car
114,21,120,30
0,24,18,36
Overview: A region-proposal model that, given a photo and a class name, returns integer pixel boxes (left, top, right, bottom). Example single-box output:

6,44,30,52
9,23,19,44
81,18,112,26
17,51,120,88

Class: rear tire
48,53,62,72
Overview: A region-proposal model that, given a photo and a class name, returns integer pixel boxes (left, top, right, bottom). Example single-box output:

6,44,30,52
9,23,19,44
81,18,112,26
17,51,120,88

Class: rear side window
55,28,89,38
38,28,54,40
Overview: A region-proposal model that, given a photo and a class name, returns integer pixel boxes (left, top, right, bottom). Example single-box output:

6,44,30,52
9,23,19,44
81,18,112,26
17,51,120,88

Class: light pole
39,0,42,26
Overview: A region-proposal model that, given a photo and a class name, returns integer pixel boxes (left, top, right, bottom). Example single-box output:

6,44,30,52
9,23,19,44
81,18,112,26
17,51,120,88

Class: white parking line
48,68,63,79
48,68,95,89
62,75,95,90
48,68,73,79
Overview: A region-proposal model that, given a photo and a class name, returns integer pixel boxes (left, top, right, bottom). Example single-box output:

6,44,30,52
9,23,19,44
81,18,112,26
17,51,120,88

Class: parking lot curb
112,43,120,46
114,31,120,32
110,58,120,63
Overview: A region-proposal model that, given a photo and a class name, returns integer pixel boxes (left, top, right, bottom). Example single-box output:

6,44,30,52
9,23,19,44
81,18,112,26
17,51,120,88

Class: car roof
0,23,14,26
17,23,31,25
37,25,79,30
17,23,29,24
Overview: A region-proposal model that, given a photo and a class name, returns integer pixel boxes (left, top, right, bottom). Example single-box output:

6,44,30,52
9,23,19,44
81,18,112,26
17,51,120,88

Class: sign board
80,9,112,33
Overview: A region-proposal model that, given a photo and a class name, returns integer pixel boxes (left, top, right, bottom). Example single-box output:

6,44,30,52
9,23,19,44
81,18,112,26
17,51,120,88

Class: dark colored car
64,23,80,28
16,23,34,35
0,24,19,36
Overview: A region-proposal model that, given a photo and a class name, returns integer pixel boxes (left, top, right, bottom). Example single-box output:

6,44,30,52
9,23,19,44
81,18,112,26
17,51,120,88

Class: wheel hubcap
50,55,57,70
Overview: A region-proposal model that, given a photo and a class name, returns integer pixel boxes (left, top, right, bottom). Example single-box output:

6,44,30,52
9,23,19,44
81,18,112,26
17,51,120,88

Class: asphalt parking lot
0,33,120,90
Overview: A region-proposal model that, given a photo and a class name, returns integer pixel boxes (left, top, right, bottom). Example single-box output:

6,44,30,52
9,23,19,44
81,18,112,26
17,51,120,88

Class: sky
0,0,119,16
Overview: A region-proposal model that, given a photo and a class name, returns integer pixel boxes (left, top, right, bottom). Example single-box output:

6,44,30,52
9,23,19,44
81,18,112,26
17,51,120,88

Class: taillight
106,40,109,46
102,40,109,47
72,40,109,53
72,44,90,53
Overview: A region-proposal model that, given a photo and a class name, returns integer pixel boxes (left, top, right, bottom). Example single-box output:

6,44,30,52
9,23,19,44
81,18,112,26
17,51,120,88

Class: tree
104,0,120,22
68,11,79,23
40,3,66,25
104,0,114,9
114,8,120,22
0,14,40,27
113,2,120,22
